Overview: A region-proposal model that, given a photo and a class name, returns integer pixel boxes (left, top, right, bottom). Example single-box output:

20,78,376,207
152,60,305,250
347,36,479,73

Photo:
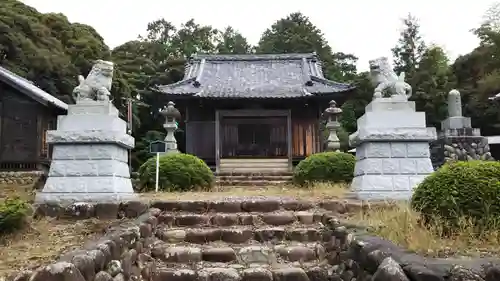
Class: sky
20,0,498,72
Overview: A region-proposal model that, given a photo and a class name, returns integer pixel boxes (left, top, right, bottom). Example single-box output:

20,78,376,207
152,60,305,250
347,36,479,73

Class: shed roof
0,66,68,110
155,53,354,98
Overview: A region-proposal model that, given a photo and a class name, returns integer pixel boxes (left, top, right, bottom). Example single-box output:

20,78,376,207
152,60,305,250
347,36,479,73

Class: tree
170,19,220,58
391,14,426,79
411,46,451,127
340,101,357,134
450,3,500,134
0,0,112,103
216,26,251,54
256,12,357,82
339,72,374,133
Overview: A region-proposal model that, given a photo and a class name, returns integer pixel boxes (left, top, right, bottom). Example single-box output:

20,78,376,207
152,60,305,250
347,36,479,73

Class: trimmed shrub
138,153,214,192
411,160,500,230
293,151,355,186
0,198,29,235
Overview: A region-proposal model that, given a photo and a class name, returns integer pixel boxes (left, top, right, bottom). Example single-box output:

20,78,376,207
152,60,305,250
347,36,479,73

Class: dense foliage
411,161,500,230
4,1,500,169
293,152,355,186
137,153,214,192
0,198,29,235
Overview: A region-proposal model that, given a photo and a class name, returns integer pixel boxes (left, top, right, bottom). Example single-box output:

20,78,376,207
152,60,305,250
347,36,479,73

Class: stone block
382,158,399,174
58,115,127,132
40,176,134,193
35,192,137,204
350,175,428,200
47,130,134,149
389,143,407,157
441,116,471,130
51,144,128,162
406,143,431,158
67,101,119,116
355,143,391,159
365,99,416,112
48,160,130,177
357,111,426,128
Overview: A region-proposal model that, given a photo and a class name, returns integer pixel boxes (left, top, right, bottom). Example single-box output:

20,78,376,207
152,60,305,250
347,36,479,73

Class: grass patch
0,183,128,277
0,218,124,277
140,182,348,200
349,203,500,257
0,184,35,203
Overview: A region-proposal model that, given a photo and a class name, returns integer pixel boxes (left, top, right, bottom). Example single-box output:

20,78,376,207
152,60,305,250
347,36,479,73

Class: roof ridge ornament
193,58,206,88
301,58,314,86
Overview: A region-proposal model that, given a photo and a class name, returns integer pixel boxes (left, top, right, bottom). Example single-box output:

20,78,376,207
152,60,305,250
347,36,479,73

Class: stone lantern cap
323,100,342,118
160,101,181,120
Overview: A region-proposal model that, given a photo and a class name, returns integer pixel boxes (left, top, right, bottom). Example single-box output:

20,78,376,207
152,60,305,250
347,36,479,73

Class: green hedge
137,153,214,192
0,198,29,235
293,151,355,186
411,160,500,230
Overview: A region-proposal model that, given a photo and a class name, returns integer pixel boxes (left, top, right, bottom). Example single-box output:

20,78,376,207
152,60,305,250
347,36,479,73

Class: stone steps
216,172,294,177
157,211,327,227
216,180,291,186
151,262,336,281
219,158,290,174
149,198,367,214
136,199,374,281
216,175,293,181
151,241,326,264
156,226,330,244
216,173,293,187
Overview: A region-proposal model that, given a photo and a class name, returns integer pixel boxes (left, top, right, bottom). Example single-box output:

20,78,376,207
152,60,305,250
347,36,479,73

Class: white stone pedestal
35,101,137,204
348,97,437,200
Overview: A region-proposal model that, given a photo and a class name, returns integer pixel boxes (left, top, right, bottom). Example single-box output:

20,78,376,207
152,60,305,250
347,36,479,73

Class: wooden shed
0,66,67,171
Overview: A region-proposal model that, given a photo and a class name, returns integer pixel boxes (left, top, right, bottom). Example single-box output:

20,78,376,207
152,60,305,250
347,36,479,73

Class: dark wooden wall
178,98,324,164
0,82,59,170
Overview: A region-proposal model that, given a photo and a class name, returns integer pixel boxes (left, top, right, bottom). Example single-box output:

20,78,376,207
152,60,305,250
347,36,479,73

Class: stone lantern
323,100,342,151
160,101,181,153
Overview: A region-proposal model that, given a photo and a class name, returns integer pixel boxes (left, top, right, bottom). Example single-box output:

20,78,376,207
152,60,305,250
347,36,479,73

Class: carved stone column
324,100,342,152
160,101,181,153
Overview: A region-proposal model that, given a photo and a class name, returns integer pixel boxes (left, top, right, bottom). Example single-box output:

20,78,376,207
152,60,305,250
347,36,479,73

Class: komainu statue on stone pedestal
72,60,114,102
369,57,412,100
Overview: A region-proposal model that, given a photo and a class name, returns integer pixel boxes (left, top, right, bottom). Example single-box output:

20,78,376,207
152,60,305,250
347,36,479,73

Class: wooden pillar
287,109,292,171
185,106,190,154
215,110,220,173
318,104,323,152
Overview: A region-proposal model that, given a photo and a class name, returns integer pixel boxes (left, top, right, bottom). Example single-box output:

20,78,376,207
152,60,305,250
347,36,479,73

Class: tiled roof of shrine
155,53,354,98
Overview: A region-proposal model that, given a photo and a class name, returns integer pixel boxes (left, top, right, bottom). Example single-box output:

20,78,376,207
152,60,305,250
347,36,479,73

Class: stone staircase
217,158,292,186
216,172,293,186
145,198,344,281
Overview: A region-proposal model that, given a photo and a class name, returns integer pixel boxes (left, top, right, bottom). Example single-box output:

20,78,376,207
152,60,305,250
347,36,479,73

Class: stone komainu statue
72,60,114,102
368,57,412,100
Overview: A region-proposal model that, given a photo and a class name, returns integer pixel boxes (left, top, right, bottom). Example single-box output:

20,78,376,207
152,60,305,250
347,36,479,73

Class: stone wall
431,128,494,170
11,199,500,281
0,171,44,186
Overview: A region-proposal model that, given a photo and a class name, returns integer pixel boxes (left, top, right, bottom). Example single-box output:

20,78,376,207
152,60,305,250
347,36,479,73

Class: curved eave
152,76,356,99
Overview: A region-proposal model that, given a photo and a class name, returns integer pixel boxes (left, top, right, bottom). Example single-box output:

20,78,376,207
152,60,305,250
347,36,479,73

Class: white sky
21,0,497,72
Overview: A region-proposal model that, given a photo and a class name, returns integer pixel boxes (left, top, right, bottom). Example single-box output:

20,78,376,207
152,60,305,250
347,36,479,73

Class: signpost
149,141,167,192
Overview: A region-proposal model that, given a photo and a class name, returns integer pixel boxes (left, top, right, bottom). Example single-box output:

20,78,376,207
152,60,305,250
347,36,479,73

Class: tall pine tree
391,14,426,79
